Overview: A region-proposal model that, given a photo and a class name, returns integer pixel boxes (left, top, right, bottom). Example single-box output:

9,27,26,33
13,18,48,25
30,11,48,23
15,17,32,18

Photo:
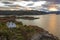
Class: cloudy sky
0,0,60,11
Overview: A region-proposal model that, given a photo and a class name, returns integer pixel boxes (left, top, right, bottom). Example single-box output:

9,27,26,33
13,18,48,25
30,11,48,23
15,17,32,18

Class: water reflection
16,14,60,39
48,14,57,35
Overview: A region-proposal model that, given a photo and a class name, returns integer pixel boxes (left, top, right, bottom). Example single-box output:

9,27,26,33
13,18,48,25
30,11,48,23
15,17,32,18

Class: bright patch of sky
13,1,46,7
0,2,6,7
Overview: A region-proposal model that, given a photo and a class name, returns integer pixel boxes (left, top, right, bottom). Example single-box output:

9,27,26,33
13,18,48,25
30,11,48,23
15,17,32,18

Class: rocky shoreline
0,22,59,40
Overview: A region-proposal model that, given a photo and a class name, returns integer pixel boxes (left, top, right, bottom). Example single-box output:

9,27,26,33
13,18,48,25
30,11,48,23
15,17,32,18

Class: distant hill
0,10,48,15
49,11,60,15
0,10,60,15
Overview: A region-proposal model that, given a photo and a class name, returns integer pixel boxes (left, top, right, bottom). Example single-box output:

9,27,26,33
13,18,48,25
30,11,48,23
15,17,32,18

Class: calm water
16,14,60,39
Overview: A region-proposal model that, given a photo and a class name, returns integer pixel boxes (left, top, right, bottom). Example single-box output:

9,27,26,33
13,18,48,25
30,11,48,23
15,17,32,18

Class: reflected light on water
48,14,57,35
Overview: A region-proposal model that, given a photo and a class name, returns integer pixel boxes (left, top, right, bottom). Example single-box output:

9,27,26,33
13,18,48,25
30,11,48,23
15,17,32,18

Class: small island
17,16,39,20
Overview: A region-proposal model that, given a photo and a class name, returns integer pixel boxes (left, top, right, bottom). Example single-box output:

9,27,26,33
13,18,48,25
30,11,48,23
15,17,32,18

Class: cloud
13,1,46,7
0,0,60,11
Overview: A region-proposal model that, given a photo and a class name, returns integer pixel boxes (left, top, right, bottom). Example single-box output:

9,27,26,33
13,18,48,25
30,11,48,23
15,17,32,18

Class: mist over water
16,14,60,39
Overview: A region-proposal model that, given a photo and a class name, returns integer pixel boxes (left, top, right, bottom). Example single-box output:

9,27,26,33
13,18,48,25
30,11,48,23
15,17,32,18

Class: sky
0,0,60,11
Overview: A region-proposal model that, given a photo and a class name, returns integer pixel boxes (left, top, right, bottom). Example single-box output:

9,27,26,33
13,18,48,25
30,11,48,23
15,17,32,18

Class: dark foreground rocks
0,22,59,40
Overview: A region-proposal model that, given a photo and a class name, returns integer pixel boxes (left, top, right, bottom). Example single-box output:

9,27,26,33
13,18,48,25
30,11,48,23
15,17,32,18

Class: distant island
17,16,39,20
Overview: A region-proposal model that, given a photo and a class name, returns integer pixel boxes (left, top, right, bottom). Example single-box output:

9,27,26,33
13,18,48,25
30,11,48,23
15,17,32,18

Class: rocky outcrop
0,22,59,40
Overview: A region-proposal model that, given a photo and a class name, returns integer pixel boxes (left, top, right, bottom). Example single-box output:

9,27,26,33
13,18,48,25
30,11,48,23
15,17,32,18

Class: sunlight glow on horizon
48,8,58,11
48,4,58,11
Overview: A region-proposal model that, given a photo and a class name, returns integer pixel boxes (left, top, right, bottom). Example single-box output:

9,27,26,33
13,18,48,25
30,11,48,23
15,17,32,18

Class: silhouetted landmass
0,10,49,15
0,10,60,15
49,11,60,15
17,16,39,20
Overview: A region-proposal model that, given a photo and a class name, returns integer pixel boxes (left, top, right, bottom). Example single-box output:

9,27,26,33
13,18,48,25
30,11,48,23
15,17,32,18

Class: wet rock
31,32,59,40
